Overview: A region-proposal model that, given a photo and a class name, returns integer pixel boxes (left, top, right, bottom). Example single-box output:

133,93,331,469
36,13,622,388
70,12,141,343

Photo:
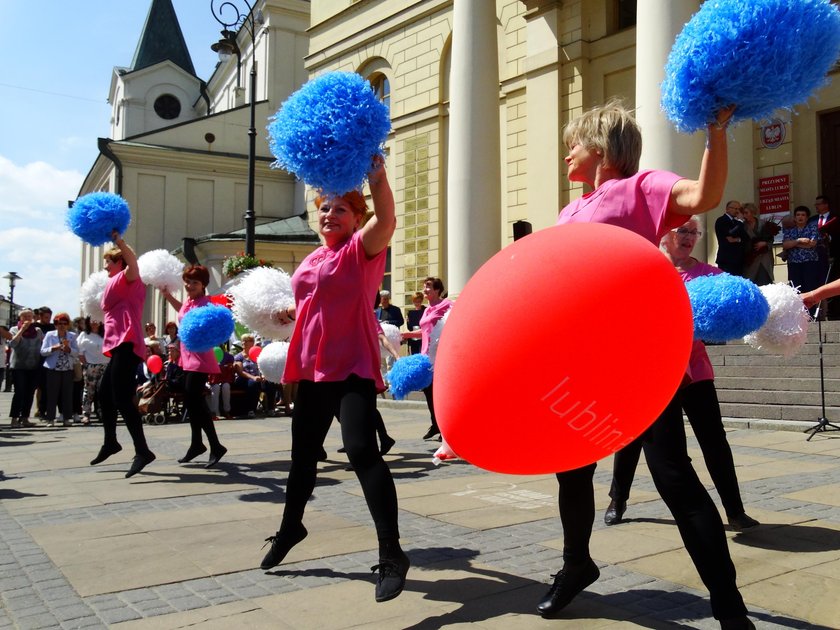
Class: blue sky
0,1,228,320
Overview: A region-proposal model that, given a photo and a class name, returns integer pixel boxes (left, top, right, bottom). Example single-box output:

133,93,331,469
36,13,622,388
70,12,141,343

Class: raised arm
160,288,183,312
668,106,735,216
112,230,140,283
802,277,840,307
360,155,396,258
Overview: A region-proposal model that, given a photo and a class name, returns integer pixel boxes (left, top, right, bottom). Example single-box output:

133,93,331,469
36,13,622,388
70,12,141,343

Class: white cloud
0,154,83,223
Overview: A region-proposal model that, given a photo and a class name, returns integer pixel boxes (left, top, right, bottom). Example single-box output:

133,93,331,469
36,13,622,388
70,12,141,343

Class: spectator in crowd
77,318,109,425
40,312,79,427
163,342,185,394
741,202,775,286
144,322,165,357
91,231,156,478
232,334,265,418
71,317,86,420
375,290,404,329
714,200,748,276
810,195,840,319
605,218,760,533
405,292,425,355
0,325,9,393
402,277,452,440
162,321,179,349
209,347,235,420
7,309,43,428
33,306,54,419
783,206,821,308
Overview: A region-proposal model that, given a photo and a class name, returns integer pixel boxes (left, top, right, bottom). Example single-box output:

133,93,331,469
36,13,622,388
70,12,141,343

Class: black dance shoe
372,549,410,602
90,442,122,466
422,426,440,440
379,435,396,456
536,559,600,617
178,444,207,464
260,525,308,570
604,499,626,526
125,452,156,478
728,513,760,532
205,445,227,468
720,616,756,630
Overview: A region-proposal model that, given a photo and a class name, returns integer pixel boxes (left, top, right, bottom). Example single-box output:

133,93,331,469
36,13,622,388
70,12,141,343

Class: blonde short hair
562,100,642,178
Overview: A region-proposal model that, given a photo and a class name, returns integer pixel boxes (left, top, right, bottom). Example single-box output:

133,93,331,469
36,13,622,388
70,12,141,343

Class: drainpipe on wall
97,138,123,196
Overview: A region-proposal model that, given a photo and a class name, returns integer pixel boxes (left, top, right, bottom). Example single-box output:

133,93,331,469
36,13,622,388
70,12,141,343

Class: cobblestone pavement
1,390,839,629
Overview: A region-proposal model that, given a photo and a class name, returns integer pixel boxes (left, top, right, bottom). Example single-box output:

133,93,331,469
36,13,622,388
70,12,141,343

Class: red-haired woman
161,265,227,467
261,157,409,603
92,231,155,478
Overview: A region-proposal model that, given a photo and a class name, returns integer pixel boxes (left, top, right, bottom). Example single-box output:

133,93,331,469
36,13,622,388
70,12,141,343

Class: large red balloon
434,223,693,474
146,354,163,375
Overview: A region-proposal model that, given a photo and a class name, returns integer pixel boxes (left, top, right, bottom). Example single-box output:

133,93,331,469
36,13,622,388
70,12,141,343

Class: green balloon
213,347,224,362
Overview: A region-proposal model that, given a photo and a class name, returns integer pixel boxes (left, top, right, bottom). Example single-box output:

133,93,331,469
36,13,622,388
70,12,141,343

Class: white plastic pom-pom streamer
227,266,295,340
79,271,108,321
743,283,810,357
427,309,450,365
433,437,459,466
138,249,184,293
380,323,401,356
257,341,290,384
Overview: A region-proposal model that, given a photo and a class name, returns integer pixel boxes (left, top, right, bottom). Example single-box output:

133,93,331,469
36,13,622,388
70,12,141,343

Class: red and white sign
758,174,790,215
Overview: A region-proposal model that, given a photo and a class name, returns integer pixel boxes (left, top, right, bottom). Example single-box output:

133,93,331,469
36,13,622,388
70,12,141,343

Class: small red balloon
433,223,693,475
146,354,163,375
209,294,232,309
248,345,262,362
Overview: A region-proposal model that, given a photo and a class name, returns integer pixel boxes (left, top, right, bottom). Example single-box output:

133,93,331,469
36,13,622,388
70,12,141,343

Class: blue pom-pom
267,71,391,195
179,305,236,353
386,354,433,400
686,273,770,342
662,0,840,133
67,192,132,246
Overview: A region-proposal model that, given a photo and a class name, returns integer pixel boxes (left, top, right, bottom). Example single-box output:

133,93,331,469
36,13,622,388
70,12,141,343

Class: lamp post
210,0,260,257
4,272,21,327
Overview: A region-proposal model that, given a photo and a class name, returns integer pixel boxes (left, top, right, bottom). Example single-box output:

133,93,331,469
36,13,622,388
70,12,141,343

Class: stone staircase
709,320,840,432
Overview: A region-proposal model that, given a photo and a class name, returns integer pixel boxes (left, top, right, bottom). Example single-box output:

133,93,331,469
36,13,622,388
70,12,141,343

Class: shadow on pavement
732,522,840,552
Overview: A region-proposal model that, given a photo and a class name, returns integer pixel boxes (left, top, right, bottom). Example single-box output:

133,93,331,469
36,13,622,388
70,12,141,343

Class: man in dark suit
810,195,840,318
714,200,748,276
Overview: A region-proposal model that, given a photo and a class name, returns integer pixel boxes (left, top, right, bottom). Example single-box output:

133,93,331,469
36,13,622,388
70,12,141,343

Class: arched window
369,72,390,115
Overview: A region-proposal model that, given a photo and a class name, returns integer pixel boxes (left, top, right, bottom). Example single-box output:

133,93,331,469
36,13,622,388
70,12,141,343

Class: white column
446,0,501,296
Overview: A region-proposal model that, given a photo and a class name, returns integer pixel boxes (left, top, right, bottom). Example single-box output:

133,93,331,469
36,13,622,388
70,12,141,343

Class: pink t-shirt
420,298,453,356
680,260,722,383
178,296,221,374
283,231,386,390
101,269,146,361
557,170,686,245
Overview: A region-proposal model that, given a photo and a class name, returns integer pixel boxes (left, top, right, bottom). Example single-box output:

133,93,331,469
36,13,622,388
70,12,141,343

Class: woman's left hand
272,306,295,325
367,154,386,186
712,104,736,130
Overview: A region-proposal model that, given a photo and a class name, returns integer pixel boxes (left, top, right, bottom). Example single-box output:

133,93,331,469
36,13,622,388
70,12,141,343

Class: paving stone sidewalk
1,390,839,629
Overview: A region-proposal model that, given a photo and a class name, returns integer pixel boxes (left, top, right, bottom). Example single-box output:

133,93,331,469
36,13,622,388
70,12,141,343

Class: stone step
716,387,836,405
714,376,838,393
718,401,840,422
711,353,840,367
706,342,840,357
714,365,840,378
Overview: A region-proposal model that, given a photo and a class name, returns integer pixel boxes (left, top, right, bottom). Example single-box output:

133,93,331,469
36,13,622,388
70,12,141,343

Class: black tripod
804,262,840,440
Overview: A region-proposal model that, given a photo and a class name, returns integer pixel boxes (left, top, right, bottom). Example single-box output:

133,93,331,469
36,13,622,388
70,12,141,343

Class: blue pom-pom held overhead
179,305,236,353
386,354,433,401
662,0,840,133
267,71,391,195
66,192,132,246
686,273,770,343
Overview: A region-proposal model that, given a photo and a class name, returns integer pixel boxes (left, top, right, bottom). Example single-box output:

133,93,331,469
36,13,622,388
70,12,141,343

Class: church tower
108,0,203,140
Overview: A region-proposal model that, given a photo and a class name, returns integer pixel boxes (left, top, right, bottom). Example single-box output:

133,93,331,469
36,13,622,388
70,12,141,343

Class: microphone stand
805,259,840,440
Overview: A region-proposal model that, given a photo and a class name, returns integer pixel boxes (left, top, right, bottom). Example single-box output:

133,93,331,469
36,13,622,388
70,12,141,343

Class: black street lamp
210,0,261,257
4,272,21,327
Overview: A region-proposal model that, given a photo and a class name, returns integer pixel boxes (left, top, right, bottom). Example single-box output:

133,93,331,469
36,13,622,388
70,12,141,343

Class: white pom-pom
138,249,184,293
380,323,401,356
428,309,450,364
228,266,295,340
257,341,290,383
79,271,108,321
744,283,810,357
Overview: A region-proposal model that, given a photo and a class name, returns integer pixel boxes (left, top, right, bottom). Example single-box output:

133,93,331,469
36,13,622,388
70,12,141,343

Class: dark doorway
819,108,840,202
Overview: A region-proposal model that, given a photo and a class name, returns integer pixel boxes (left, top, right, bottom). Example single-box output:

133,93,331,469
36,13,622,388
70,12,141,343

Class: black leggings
556,395,746,620
184,371,222,451
98,343,151,456
10,368,38,419
610,380,745,517
281,376,400,542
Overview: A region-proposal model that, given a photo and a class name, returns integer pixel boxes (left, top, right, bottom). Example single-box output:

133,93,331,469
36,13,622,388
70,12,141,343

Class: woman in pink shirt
536,102,754,630
605,217,760,532
91,231,155,478
260,157,409,603
161,265,227,468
